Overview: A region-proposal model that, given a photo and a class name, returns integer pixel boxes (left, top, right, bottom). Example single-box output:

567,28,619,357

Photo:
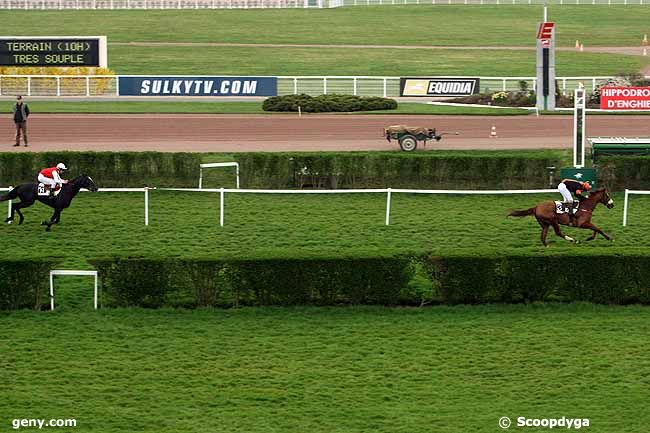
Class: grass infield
1,305,649,433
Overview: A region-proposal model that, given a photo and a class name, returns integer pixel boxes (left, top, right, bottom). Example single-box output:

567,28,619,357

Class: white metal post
219,188,225,226
236,165,240,189
623,189,629,226
27,76,31,96
6,187,11,224
56,76,61,96
49,273,55,310
385,188,391,225
144,187,149,226
198,167,203,189
86,76,90,96
323,77,327,95
383,78,387,97
94,276,98,309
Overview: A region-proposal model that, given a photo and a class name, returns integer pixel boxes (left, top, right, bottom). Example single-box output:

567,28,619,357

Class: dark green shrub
0,259,60,310
263,94,397,113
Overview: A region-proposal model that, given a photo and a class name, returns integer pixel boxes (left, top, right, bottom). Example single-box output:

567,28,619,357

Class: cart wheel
399,135,417,152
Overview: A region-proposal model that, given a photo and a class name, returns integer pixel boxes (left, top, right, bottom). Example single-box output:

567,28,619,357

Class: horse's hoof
45,227,51,232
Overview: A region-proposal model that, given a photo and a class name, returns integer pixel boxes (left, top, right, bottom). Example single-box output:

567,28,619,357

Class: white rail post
144,187,149,226
49,272,55,310
219,188,225,226
385,188,391,225
198,166,203,189
353,77,357,95
27,76,31,96
236,165,240,189
293,77,298,94
56,76,61,96
623,189,629,226
383,78,387,97
323,77,327,95
94,275,98,309
6,187,12,224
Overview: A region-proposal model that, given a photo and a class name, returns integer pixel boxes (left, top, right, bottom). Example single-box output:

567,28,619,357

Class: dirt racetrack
3,114,649,152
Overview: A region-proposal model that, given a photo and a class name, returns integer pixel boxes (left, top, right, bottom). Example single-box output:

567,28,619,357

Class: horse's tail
508,207,536,218
0,186,18,202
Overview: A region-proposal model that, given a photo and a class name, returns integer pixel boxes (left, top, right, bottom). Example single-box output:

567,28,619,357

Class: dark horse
0,174,98,231
508,187,615,247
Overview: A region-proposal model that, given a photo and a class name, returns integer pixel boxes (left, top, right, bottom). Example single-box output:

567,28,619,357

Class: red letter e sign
537,22,555,41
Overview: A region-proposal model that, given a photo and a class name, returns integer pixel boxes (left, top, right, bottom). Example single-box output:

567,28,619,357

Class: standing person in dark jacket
12,95,30,147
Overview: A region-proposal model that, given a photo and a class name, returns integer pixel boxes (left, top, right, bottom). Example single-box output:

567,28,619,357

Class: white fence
0,74,614,97
622,189,650,227
0,0,323,8
49,270,98,310
1,0,646,7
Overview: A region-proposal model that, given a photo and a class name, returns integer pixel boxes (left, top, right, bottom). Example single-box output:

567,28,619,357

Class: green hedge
90,257,414,308
0,259,59,310
232,151,563,190
597,156,650,190
423,253,650,305
87,253,650,309
0,152,201,188
263,94,397,113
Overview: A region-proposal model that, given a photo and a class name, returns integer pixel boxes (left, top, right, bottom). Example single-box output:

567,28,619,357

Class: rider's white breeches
558,183,573,202
38,174,57,187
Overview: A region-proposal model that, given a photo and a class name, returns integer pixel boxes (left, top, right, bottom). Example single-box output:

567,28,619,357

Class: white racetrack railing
622,189,650,227
0,75,617,97
3,186,559,227
0,0,646,7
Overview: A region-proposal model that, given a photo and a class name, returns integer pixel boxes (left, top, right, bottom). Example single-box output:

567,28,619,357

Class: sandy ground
3,114,649,152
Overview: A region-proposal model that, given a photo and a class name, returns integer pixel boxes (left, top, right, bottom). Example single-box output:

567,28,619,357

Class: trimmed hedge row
263,94,397,112
0,151,564,190
597,156,650,190
0,259,59,310
90,257,415,308
234,152,562,189
86,254,650,309
4,254,649,310
0,152,201,188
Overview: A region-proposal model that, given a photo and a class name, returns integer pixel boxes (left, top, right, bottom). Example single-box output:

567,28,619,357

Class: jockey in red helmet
38,163,69,196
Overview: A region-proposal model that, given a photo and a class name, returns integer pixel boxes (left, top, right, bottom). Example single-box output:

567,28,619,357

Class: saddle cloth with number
554,201,579,215
38,183,61,197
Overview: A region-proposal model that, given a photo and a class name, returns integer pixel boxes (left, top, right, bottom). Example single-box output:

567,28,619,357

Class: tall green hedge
90,256,414,308
597,156,650,190
87,253,650,309
0,259,59,310
0,152,201,188
232,152,562,190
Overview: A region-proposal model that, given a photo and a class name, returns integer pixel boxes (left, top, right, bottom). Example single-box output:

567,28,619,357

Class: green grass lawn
1,190,643,267
1,305,649,433
108,45,643,76
2,8,649,75
22,100,531,115
3,7,650,46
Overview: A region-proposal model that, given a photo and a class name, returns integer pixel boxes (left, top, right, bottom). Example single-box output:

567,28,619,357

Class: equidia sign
118,76,278,97
400,77,480,97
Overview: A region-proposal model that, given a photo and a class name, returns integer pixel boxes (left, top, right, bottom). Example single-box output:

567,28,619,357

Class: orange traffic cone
643,34,648,46
490,125,497,138
575,40,580,49
579,43,584,52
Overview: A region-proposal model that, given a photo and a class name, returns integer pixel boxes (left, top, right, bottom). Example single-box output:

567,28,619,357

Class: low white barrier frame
198,162,240,190
49,270,99,310
622,189,650,227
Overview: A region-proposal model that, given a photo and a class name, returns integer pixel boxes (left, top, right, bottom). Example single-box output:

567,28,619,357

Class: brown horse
508,187,615,246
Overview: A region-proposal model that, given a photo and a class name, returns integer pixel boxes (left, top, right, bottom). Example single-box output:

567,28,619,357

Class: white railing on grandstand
622,189,650,227
0,0,645,8
0,75,616,97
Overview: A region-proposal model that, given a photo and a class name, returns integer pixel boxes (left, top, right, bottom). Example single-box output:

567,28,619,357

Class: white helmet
56,163,67,171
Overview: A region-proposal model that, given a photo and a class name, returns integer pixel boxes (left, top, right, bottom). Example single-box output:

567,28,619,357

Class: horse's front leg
551,221,577,243
585,230,598,241
43,209,61,231
582,222,612,241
